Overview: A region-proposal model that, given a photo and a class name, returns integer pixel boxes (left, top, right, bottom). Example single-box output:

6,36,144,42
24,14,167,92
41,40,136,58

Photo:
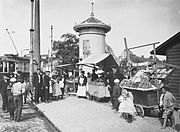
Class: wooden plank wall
167,42,180,108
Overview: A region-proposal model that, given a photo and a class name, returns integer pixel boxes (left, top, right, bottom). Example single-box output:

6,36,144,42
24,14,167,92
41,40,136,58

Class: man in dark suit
0,75,9,112
33,69,43,104
42,71,50,102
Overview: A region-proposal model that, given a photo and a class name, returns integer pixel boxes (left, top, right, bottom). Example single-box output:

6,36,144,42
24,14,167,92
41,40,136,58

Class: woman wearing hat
76,71,87,98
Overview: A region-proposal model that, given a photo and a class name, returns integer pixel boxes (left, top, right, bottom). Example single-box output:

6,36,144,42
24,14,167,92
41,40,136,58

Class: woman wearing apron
76,71,87,98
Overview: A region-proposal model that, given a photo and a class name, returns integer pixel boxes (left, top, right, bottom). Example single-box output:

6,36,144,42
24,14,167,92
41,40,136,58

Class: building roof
73,14,111,33
0,54,29,62
150,32,180,55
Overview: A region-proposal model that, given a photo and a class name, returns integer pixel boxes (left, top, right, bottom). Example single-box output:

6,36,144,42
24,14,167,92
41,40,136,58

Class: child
161,86,176,129
23,78,33,104
118,88,127,117
112,79,122,112
118,89,136,123
59,76,65,99
53,76,62,100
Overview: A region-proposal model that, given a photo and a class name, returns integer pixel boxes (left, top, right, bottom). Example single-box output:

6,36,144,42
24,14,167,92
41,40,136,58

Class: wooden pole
153,44,159,103
50,25,53,72
124,38,131,78
73,69,76,92
128,42,160,50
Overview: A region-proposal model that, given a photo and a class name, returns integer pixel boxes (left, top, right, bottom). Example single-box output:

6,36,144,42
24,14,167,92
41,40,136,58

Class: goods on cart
120,70,154,89
120,68,174,117
88,77,110,101
89,78,105,86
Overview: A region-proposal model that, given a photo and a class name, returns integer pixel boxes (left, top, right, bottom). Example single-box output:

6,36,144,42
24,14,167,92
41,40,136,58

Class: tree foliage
52,33,79,64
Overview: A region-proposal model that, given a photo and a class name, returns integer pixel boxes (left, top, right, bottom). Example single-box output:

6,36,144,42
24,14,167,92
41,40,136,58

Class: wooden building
150,32,180,108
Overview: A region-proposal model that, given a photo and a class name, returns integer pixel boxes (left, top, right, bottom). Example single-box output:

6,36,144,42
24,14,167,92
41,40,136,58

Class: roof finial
90,0,95,17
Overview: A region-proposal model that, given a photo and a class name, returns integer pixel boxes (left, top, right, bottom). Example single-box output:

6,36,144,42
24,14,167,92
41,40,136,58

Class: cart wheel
94,92,99,102
87,93,93,100
135,105,144,118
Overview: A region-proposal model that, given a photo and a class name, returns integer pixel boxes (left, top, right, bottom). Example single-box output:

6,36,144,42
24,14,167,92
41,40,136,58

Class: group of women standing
50,75,65,100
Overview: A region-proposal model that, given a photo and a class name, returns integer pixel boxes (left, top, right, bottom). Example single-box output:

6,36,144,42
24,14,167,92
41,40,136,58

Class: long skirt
76,85,86,97
53,83,62,97
118,99,136,115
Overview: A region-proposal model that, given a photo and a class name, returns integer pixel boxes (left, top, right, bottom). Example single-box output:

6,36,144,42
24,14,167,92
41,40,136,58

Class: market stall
120,68,174,117
77,53,118,101
55,64,79,94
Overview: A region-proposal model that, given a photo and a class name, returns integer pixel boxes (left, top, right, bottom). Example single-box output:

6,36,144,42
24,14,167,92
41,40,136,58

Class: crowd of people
76,66,176,127
32,68,69,104
0,66,177,128
0,69,67,122
32,69,65,104
105,66,136,123
0,73,28,122
76,66,136,123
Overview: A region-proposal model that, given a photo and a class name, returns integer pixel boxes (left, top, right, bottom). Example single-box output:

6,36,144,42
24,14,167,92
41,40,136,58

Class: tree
52,33,79,64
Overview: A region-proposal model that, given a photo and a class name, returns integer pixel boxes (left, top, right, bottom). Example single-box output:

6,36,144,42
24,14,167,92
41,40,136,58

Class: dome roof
73,15,111,33
81,16,104,24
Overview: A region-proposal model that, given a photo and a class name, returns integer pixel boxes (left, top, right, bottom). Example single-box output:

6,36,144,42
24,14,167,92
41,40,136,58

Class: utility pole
50,25,53,72
124,38,131,78
6,29,19,56
30,0,34,87
153,44,159,103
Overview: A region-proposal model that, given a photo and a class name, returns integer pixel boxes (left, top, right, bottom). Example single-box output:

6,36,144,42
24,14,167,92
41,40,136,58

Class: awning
77,53,118,69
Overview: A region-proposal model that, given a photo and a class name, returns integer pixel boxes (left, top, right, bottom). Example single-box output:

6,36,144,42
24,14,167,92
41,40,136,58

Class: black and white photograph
0,0,180,132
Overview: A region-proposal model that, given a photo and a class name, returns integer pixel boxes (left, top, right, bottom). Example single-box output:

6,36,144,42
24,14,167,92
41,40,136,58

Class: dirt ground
0,96,59,132
36,96,179,132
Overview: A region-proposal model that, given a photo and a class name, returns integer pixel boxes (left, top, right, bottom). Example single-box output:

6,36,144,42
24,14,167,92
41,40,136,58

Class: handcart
122,86,160,118
87,83,110,102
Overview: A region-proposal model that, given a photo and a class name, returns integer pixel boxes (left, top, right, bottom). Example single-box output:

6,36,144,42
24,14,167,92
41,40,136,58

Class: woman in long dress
59,76,64,99
76,71,87,98
52,76,62,100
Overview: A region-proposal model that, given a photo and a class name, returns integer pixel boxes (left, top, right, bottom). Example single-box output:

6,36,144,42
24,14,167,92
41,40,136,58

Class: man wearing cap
0,75,9,112
112,79,122,112
106,66,125,109
7,77,16,120
161,86,176,129
11,78,25,122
